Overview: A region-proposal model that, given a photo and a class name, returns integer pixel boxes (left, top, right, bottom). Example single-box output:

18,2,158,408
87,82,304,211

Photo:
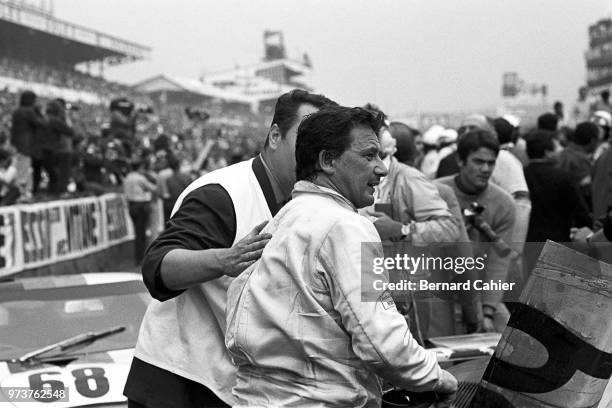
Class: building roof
205,58,311,82
131,74,253,104
202,58,312,102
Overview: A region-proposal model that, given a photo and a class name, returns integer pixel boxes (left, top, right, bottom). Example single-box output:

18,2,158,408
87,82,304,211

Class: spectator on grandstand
109,97,136,157
78,138,115,195
437,128,516,333
10,90,45,201
523,129,592,274
103,140,129,185
43,99,76,195
124,158,157,265
0,56,133,100
31,118,46,196
557,122,598,209
0,148,19,206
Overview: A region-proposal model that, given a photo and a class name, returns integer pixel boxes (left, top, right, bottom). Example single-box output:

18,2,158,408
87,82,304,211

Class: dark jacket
11,100,45,157
524,160,591,243
44,101,75,153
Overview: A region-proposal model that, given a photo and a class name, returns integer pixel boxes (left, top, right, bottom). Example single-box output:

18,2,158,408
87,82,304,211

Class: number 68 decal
28,367,109,402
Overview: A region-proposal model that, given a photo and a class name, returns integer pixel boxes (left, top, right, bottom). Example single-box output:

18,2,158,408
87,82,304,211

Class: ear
318,150,336,176
456,155,465,168
267,124,282,150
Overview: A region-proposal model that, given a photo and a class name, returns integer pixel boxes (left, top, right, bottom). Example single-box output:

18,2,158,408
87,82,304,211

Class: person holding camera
42,99,76,195
109,97,137,158
437,128,516,333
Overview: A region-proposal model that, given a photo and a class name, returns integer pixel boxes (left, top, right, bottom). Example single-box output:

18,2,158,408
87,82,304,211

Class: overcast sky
54,0,612,116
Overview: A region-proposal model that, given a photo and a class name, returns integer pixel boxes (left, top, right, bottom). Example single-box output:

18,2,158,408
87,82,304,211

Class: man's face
275,103,318,187
459,147,497,192
330,126,388,208
378,127,396,160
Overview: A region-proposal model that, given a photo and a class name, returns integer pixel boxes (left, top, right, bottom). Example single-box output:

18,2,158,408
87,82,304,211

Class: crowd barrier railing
0,193,135,278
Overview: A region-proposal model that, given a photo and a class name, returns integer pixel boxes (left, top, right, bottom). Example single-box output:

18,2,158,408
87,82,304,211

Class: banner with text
0,193,134,278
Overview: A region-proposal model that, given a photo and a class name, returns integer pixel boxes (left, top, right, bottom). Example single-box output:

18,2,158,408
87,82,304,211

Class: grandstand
0,0,151,103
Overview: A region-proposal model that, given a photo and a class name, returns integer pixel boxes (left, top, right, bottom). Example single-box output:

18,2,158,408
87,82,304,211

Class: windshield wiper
15,326,126,364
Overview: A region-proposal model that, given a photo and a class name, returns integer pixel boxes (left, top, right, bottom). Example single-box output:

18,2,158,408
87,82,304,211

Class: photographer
437,128,516,332
109,97,137,157
42,99,76,195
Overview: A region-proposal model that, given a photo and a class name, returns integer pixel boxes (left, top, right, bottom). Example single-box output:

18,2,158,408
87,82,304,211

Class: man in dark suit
523,129,592,274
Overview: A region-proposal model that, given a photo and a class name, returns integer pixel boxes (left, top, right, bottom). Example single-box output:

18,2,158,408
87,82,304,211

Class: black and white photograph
0,1,611,407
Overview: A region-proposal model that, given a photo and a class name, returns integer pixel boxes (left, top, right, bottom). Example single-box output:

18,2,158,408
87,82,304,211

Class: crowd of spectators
0,86,267,208
0,56,131,99
1,58,610,276
395,90,612,285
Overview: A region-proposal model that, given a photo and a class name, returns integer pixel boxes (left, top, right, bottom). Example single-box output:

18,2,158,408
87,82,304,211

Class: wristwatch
400,222,414,241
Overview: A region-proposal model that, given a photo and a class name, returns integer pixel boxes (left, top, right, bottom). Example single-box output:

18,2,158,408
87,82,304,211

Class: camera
463,202,512,257
185,107,210,122
136,104,154,114
110,97,135,116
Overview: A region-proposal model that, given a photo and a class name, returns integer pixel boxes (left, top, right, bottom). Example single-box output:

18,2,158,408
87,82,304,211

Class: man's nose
375,157,388,177
482,162,493,172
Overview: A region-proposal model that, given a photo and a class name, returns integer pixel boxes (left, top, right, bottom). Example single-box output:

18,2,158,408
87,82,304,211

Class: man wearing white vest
123,89,337,407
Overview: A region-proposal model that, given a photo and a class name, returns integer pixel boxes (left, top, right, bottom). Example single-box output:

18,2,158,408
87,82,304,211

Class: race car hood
0,348,134,407
446,357,612,408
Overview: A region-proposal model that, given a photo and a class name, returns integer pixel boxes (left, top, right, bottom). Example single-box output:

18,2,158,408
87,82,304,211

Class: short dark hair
537,112,559,131
19,90,36,107
295,106,384,182
493,117,516,145
265,89,337,147
457,128,500,162
574,122,599,146
362,102,388,121
389,121,418,165
525,129,555,159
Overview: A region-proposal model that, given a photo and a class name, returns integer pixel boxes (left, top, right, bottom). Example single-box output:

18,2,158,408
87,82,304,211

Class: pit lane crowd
3,79,612,406
124,89,610,408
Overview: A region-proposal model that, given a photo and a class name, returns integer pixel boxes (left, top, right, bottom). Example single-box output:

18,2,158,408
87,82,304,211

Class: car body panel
0,273,149,407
